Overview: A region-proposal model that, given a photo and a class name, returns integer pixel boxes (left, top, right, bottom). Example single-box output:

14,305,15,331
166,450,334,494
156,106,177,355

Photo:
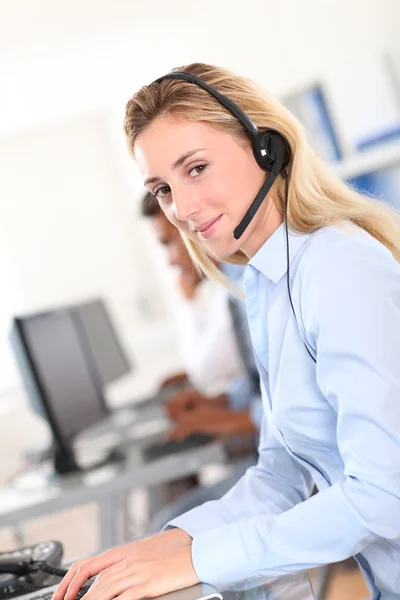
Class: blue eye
189,164,207,177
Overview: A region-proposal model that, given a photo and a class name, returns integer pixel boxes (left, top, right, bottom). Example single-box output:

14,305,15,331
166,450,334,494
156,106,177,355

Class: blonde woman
55,63,400,600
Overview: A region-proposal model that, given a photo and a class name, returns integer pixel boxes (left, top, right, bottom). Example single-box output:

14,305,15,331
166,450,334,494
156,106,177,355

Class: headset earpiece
253,130,291,174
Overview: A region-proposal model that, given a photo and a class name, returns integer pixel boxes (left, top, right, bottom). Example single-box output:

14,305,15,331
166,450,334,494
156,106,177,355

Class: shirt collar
248,223,311,283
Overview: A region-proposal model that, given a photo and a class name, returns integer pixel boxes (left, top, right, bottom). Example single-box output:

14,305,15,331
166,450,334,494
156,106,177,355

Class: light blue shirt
228,375,263,429
221,262,263,430
168,223,400,599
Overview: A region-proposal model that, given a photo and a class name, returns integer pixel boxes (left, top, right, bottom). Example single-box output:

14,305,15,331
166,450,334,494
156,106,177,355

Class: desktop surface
221,572,315,599
0,439,226,527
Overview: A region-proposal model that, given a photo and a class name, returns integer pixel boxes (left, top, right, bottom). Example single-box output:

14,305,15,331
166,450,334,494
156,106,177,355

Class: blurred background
0,1,400,598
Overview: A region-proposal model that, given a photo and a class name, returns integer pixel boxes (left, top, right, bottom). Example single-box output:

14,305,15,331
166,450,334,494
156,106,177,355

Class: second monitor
75,299,132,388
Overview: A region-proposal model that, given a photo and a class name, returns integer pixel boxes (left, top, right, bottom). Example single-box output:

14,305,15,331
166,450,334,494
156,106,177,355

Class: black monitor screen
21,310,108,440
76,300,131,386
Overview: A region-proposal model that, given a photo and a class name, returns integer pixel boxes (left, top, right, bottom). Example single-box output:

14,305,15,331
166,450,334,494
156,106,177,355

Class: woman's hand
77,545,198,600
53,529,193,600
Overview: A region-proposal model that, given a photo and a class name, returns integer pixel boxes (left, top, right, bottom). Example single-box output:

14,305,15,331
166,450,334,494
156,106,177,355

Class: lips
195,216,222,233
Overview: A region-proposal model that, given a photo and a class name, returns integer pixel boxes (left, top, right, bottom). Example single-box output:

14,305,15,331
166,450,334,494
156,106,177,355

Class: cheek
159,205,177,227
163,208,193,238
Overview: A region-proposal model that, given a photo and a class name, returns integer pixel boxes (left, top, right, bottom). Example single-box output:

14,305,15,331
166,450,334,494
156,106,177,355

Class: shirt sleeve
249,395,263,429
227,376,252,412
166,416,314,572
169,233,400,586
227,377,263,429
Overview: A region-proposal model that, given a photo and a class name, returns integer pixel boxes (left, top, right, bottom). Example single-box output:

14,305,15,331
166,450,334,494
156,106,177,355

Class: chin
203,237,240,260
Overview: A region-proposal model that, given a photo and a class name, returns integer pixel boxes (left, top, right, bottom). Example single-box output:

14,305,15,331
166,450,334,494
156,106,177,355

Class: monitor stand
52,441,125,476
53,444,80,475
22,441,80,475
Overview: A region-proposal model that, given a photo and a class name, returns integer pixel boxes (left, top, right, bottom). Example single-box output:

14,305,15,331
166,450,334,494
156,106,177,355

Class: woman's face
135,115,282,258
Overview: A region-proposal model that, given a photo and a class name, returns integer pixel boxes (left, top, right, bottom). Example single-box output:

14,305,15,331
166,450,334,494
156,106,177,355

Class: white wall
0,113,185,398
0,231,22,390
1,0,399,129
0,0,399,397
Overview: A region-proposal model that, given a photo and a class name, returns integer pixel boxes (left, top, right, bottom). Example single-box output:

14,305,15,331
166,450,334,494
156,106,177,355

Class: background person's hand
165,389,214,420
53,529,192,600
168,407,255,440
159,372,188,390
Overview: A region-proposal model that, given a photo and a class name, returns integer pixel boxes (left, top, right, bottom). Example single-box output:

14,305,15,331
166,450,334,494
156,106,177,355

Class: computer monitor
348,163,400,210
75,299,131,387
10,308,110,474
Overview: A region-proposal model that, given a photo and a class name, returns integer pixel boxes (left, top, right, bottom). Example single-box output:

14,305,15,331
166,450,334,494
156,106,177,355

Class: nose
172,186,200,222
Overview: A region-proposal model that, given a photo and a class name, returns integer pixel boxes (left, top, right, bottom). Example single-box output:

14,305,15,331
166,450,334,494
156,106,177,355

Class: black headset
154,71,316,363
155,71,291,239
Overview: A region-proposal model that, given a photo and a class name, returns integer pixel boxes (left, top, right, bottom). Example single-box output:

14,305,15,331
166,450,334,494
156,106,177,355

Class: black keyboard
143,434,214,461
39,577,95,600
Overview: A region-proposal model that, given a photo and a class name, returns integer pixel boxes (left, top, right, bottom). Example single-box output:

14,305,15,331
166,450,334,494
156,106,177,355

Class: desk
221,571,314,599
0,440,225,551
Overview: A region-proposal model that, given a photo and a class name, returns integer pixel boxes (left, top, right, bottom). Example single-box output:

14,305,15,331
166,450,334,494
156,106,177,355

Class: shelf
332,139,400,180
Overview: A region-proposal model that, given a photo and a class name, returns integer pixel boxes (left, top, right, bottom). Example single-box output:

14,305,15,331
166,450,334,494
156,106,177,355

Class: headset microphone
233,171,279,239
154,71,291,239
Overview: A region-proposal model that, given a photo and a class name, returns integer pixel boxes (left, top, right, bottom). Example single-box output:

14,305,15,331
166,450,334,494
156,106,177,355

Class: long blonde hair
124,62,400,286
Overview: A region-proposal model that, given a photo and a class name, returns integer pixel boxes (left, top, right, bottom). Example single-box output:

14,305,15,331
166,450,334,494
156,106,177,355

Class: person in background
141,191,262,437
143,190,262,531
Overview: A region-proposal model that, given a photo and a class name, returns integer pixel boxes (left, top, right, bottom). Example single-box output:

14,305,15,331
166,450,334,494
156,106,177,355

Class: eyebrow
144,148,206,186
